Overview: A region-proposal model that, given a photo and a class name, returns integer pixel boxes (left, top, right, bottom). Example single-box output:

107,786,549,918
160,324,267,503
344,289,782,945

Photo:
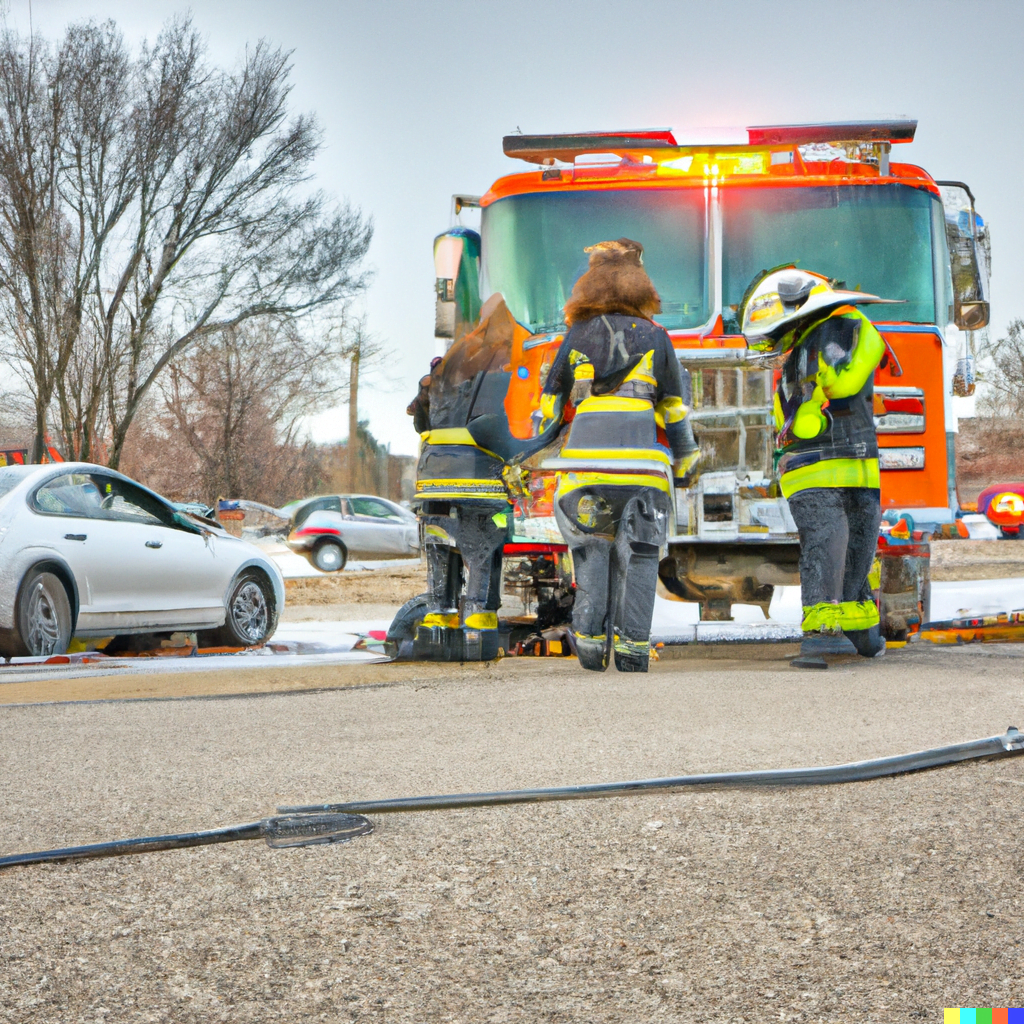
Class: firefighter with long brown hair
541,238,700,673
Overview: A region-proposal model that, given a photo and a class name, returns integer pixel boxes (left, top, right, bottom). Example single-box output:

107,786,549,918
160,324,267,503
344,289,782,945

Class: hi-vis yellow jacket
774,306,885,498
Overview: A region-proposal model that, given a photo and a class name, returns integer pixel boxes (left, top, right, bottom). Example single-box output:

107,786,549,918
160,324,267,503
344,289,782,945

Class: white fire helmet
741,267,896,351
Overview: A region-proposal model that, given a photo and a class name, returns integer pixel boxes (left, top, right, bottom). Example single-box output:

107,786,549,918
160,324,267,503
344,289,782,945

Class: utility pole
347,343,360,492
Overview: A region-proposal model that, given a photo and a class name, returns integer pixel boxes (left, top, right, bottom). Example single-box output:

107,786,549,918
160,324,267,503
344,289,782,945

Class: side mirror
957,301,989,332
434,228,481,345
172,510,206,534
936,181,990,331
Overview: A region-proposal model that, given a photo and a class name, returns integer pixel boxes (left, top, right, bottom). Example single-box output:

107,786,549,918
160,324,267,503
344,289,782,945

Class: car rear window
293,496,341,528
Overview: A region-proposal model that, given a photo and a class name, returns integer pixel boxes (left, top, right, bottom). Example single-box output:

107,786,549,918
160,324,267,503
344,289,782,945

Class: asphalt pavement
1,640,1023,1022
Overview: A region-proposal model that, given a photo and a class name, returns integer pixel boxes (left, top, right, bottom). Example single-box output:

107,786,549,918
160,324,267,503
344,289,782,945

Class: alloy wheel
25,580,63,656
231,580,269,644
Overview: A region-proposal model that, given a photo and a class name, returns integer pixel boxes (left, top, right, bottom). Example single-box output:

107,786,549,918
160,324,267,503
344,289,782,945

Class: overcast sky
10,0,1024,454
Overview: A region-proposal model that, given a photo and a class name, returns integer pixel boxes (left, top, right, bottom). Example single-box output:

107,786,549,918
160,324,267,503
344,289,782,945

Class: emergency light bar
503,130,677,164
503,121,918,164
746,120,917,146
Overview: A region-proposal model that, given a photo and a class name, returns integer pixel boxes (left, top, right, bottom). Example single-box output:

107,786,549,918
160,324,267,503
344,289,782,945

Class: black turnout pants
787,486,881,632
555,484,669,671
420,501,507,622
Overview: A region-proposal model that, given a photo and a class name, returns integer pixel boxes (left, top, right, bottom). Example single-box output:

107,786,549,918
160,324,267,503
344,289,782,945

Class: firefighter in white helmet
741,267,898,662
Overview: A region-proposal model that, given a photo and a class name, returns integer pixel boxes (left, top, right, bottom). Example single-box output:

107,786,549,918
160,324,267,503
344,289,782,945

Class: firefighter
740,267,897,662
541,239,700,673
405,297,554,661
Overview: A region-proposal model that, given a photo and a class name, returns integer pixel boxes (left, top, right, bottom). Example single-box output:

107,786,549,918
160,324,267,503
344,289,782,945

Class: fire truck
429,121,989,636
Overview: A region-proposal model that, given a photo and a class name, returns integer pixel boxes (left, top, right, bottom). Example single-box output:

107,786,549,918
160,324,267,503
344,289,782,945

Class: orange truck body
436,122,987,619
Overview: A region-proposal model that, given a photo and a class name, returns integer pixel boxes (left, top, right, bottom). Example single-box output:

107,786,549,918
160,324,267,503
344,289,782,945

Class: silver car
0,463,285,658
283,494,419,571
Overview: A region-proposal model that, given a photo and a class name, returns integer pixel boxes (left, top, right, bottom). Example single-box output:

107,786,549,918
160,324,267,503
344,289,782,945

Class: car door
87,475,229,628
30,472,223,633
347,497,417,556
28,471,155,632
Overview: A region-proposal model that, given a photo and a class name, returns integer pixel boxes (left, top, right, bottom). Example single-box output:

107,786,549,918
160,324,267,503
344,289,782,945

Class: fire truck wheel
312,539,347,572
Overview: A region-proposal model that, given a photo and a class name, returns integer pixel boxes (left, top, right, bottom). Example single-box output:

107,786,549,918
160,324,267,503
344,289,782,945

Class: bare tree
0,17,372,465
124,317,348,505
979,319,1024,419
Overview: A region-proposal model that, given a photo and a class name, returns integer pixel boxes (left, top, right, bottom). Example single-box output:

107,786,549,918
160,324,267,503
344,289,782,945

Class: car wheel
16,569,73,658
313,539,347,572
213,570,278,647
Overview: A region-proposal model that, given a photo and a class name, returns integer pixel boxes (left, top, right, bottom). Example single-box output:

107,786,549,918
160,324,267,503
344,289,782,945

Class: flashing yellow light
735,153,766,174
656,150,769,179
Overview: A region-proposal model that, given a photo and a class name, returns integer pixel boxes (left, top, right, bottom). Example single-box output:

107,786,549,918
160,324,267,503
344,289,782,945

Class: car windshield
481,188,708,333
721,183,946,330
0,464,35,503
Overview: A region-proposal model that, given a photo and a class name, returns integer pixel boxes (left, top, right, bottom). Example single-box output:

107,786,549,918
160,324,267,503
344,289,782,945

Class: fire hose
2,728,1021,870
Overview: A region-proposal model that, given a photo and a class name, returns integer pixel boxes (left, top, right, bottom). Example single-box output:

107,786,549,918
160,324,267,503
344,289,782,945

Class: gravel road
2,642,1023,1022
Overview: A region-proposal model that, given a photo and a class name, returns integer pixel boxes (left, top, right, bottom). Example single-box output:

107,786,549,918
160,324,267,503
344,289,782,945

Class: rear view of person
741,267,895,663
542,239,700,672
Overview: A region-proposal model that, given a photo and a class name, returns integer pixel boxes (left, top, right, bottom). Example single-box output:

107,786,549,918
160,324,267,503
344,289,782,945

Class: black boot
844,625,886,658
575,636,609,672
613,638,650,673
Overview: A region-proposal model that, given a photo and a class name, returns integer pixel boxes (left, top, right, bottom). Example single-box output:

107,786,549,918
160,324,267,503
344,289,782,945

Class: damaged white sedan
0,463,285,658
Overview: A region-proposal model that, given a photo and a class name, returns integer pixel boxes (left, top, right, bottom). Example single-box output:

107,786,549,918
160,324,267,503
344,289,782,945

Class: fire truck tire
312,539,347,572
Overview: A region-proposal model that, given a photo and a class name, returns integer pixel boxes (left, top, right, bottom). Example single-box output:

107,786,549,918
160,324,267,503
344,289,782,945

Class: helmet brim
752,292,902,342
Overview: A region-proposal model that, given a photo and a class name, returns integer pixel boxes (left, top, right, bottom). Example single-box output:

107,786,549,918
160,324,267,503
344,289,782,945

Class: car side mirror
172,510,205,534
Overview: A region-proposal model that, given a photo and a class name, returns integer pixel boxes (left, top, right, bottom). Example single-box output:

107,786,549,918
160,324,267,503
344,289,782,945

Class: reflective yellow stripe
559,446,672,464
654,395,688,426
780,458,880,498
839,600,879,629
573,363,595,380
623,350,657,386
422,428,476,445
464,612,498,629
422,612,459,629
802,600,879,632
556,471,672,496
868,558,881,591
415,478,508,500
424,524,454,543
614,638,650,655
576,395,651,414
802,602,842,633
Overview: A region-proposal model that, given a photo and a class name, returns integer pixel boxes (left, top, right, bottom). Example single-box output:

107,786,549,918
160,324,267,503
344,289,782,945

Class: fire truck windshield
481,189,707,334
721,183,946,331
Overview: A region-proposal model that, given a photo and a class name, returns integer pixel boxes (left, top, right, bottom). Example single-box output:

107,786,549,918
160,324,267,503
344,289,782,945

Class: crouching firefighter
404,297,555,661
541,239,700,673
740,267,897,662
